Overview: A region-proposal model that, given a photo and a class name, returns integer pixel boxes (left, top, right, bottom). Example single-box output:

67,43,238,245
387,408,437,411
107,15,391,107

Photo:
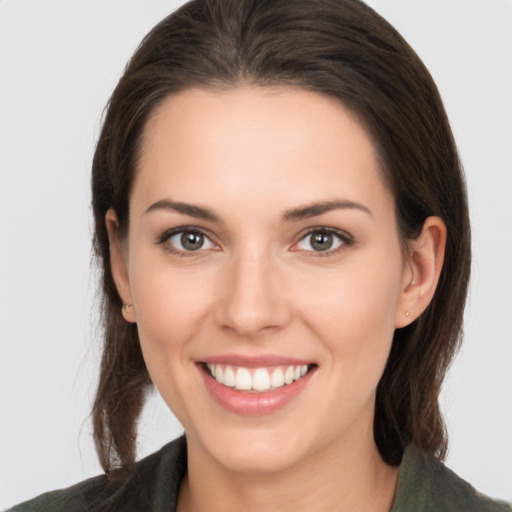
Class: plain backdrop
1,0,511,508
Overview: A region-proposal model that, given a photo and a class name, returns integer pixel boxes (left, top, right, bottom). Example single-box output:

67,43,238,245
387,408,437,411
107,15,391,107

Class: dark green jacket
8,437,511,511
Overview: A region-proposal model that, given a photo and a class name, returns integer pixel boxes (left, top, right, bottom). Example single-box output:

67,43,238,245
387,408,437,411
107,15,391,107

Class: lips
199,355,316,415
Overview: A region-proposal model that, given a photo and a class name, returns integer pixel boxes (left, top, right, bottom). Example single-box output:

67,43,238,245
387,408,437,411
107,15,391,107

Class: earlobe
105,209,136,323
395,216,447,328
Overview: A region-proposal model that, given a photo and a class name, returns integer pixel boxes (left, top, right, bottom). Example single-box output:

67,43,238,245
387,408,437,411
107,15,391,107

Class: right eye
160,228,216,255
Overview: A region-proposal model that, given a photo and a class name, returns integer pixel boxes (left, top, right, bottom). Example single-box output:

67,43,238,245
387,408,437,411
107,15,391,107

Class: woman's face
116,86,412,472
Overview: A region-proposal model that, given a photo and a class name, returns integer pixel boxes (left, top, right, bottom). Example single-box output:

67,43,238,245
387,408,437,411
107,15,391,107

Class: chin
193,424,312,474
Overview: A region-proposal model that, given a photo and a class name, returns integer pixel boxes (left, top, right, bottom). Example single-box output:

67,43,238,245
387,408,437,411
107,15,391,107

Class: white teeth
223,366,235,387
215,365,224,384
207,363,311,392
252,368,271,391
284,366,294,385
271,368,285,388
235,368,252,390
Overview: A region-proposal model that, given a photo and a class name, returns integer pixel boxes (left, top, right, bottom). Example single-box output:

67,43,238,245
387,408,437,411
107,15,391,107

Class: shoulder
5,473,107,512
6,436,187,512
393,444,512,512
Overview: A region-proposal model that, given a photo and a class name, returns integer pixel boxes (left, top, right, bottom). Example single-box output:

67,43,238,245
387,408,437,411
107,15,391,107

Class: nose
214,244,292,338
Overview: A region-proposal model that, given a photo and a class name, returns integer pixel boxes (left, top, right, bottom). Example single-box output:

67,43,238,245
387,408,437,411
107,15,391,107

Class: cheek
127,256,217,372
297,254,403,373
127,264,218,425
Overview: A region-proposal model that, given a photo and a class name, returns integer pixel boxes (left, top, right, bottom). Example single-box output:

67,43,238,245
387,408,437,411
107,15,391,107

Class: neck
177,427,399,512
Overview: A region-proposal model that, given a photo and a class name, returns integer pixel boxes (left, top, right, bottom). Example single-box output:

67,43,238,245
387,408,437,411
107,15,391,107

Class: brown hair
91,0,470,476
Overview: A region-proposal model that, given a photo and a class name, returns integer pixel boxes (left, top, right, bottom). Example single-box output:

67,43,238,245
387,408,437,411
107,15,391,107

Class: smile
199,356,317,415
206,363,310,392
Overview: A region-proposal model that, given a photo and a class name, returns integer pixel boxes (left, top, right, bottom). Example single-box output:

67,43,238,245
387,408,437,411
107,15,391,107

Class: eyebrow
145,200,223,222
144,198,373,223
281,200,373,222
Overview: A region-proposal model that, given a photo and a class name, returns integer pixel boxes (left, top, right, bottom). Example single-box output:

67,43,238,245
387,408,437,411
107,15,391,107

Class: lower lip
199,365,315,416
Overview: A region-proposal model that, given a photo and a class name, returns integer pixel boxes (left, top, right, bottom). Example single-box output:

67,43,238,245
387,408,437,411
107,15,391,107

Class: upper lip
200,354,314,368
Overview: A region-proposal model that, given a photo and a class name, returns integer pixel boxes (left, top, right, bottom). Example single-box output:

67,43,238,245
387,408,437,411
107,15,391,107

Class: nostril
214,299,293,337
213,262,292,335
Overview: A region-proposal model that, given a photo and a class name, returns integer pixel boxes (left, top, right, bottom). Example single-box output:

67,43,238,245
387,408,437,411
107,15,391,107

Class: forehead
133,86,393,218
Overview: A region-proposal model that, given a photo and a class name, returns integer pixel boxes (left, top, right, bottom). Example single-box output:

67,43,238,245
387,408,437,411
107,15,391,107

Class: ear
105,209,136,323
395,216,447,328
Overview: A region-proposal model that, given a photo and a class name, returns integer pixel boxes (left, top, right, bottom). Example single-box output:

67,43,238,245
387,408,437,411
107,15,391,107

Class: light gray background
1,0,511,508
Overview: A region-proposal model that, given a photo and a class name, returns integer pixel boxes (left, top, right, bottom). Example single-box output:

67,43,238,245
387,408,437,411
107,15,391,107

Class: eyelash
156,227,217,258
295,227,354,257
156,226,354,258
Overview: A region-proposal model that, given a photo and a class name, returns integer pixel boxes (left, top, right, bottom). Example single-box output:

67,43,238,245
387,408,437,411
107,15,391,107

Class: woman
8,0,511,510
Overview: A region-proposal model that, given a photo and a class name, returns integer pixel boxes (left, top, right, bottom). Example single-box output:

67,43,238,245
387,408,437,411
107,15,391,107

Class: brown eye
310,231,334,251
296,229,349,253
165,229,215,253
180,231,205,251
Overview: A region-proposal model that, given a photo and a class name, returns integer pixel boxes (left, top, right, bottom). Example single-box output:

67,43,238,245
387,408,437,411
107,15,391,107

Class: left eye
166,229,215,252
296,229,346,252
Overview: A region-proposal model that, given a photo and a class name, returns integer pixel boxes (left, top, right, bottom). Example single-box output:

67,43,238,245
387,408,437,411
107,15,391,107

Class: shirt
8,436,512,511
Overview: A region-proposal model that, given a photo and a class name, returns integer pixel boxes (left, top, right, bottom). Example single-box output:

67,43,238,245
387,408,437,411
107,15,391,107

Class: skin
107,86,446,512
